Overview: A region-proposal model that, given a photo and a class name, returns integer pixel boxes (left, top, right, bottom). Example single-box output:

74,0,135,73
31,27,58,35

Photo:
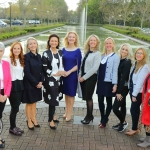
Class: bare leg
31,102,38,125
64,95,69,118
26,104,33,128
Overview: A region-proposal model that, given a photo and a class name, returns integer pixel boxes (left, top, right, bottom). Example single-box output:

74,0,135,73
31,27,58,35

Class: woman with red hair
8,42,24,135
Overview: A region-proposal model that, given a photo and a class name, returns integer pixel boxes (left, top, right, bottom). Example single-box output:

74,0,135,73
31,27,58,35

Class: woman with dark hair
8,42,24,135
42,34,64,130
0,42,12,148
22,37,44,130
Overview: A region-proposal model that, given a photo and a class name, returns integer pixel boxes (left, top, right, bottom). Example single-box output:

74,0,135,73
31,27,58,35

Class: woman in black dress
9,42,25,135
42,34,64,130
112,43,133,132
22,37,44,130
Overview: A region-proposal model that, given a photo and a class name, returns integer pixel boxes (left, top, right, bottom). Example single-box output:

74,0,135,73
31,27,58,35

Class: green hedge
0,30,27,40
131,33,150,42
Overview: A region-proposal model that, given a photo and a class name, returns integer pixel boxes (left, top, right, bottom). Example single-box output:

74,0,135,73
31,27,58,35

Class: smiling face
89,36,97,50
12,44,21,58
135,49,144,61
105,38,114,53
68,33,76,45
49,37,59,49
27,39,38,54
120,45,128,59
0,48,4,61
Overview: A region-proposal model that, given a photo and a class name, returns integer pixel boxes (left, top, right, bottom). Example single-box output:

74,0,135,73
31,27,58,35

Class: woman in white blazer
126,47,150,136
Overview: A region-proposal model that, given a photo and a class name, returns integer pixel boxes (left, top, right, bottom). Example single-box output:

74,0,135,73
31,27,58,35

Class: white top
0,60,4,89
101,52,114,64
9,59,24,81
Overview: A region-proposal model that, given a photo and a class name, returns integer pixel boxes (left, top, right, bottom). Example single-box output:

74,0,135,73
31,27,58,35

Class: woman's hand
36,82,42,88
79,77,84,82
0,95,7,102
78,75,81,81
132,96,137,102
64,70,72,77
52,71,62,76
112,85,117,93
116,94,123,101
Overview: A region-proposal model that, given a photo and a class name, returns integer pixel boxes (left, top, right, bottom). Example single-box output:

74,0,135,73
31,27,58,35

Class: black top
117,58,132,94
54,53,60,68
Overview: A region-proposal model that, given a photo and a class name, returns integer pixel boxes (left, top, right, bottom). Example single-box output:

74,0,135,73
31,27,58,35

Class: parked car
0,20,7,27
12,20,23,25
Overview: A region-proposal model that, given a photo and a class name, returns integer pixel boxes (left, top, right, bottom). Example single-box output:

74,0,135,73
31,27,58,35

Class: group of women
0,31,150,148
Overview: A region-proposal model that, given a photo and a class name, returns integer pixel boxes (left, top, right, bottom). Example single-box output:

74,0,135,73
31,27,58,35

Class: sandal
9,127,22,136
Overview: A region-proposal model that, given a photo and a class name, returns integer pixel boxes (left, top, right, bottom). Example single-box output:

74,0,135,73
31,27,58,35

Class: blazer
102,53,120,84
2,60,12,96
23,52,44,90
129,64,150,97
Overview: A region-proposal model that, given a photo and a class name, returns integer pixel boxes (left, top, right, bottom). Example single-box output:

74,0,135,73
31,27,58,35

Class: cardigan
117,59,131,94
129,64,150,97
101,53,120,84
1,60,12,96
79,51,101,80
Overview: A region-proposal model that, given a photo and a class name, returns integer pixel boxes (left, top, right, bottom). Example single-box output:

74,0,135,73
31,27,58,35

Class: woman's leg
64,95,69,118
25,104,33,128
130,93,142,130
86,100,93,120
98,94,105,123
49,105,56,127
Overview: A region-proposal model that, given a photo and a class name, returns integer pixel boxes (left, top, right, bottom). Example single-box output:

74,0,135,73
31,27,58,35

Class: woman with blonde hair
96,37,120,128
79,34,101,124
8,42,24,135
125,47,149,136
22,37,44,130
62,31,82,121
112,43,133,132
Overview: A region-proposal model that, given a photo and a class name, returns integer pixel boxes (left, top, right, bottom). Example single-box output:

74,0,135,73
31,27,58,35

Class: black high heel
26,121,34,130
0,138,5,144
81,116,94,124
53,119,59,123
49,125,56,130
0,143,4,148
31,121,40,128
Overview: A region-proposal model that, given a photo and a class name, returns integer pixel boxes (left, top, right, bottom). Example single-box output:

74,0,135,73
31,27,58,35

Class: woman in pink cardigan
0,42,12,148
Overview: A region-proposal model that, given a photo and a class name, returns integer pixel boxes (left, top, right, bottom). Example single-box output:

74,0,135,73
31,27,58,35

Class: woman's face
105,39,114,52
28,39,37,54
120,45,128,58
135,49,144,61
0,48,4,60
89,36,97,49
49,37,58,49
13,44,21,57
68,33,76,45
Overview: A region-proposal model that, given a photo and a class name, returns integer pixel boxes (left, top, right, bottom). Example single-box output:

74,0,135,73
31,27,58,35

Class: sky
64,0,80,11
0,0,80,11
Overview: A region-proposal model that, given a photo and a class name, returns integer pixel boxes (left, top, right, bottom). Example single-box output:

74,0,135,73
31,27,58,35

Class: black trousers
98,95,112,124
130,93,142,130
113,86,129,123
0,89,6,120
10,107,19,129
48,105,55,122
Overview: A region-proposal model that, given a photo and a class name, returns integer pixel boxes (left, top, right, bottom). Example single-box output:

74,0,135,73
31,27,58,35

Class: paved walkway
1,100,149,150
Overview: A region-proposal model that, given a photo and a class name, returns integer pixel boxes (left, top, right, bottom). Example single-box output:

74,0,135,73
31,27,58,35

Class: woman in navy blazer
96,37,120,128
22,37,44,130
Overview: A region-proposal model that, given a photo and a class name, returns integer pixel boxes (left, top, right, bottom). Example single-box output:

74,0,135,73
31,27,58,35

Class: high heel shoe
63,114,66,119
0,142,4,148
81,117,94,125
31,121,40,128
49,125,56,130
53,119,59,123
66,118,71,122
99,123,106,128
0,138,5,144
26,121,34,130
125,129,139,136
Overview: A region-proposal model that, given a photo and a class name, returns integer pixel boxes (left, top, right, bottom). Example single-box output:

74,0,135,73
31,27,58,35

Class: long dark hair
46,34,60,50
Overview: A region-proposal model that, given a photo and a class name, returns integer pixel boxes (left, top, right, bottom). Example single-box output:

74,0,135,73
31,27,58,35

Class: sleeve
42,52,52,77
77,49,82,73
112,54,120,84
5,62,12,97
82,52,101,80
79,54,85,75
132,65,150,97
117,60,131,94
24,55,39,87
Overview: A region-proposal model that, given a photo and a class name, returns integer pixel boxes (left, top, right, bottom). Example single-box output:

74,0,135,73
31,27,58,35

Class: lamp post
47,10,49,25
33,8,37,26
8,2,12,27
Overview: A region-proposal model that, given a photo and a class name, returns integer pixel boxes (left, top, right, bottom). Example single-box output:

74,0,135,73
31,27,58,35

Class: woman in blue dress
62,31,82,122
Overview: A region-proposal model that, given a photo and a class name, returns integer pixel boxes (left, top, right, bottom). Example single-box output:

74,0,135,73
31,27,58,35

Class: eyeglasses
135,52,143,55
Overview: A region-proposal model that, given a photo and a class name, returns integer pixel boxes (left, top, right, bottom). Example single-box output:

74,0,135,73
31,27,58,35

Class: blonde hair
63,31,79,48
134,47,147,73
118,43,134,64
84,34,100,54
26,37,39,53
102,37,116,55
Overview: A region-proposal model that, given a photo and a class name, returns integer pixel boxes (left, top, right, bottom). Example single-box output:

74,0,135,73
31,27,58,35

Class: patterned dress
42,49,63,106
